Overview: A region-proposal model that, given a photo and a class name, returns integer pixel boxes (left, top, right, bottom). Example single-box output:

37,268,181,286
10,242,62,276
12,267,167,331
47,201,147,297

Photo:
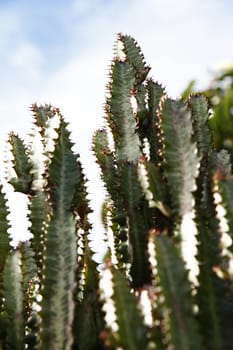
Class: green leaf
181,80,196,100
161,98,199,217
154,235,203,350
208,87,233,150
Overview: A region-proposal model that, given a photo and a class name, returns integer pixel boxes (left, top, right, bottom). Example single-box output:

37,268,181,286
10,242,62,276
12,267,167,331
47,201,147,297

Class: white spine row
137,161,156,208
99,267,119,332
213,185,233,276
115,39,126,62
30,112,60,191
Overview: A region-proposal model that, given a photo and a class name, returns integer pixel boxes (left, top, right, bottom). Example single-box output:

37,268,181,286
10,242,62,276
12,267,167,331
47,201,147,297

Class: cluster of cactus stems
1,34,233,350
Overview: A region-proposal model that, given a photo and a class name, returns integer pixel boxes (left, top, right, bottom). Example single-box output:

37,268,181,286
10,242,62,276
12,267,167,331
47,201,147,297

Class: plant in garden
0,34,233,350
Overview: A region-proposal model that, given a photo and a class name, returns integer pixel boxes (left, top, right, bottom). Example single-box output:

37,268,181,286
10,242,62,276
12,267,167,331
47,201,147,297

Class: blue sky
0,0,232,253
0,0,232,132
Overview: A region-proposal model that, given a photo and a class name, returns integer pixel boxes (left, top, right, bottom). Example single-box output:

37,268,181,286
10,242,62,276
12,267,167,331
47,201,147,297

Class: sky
0,0,232,258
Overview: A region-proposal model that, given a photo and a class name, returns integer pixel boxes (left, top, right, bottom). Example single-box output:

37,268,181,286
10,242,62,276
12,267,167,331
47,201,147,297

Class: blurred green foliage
182,64,233,151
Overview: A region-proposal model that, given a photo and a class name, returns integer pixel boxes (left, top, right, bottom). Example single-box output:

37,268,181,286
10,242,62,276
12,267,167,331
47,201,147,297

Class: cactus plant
93,34,233,349
0,34,233,350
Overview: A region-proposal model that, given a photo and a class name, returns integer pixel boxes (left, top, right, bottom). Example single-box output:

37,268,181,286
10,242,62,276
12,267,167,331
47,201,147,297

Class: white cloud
9,41,42,79
0,8,21,46
71,0,103,16
124,0,232,94
0,5,42,77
